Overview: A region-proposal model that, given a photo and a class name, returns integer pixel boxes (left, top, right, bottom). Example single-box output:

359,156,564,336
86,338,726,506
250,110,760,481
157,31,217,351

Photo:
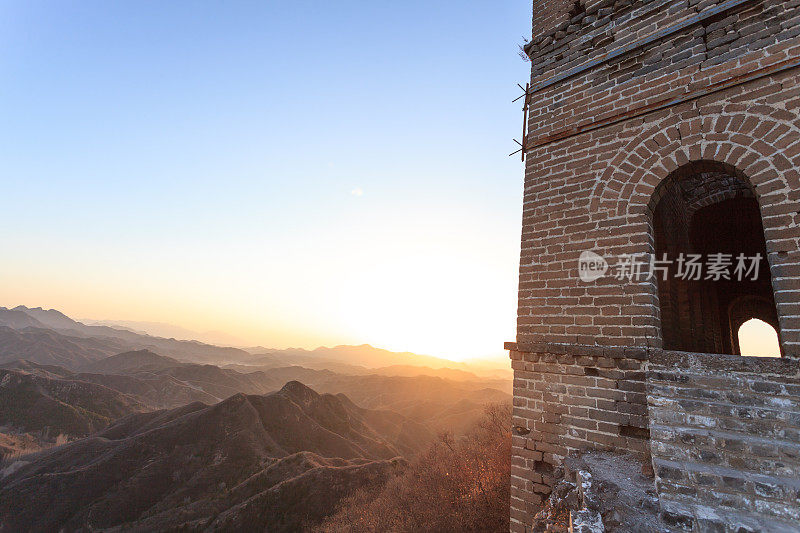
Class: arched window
737,318,781,358
651,161,780,355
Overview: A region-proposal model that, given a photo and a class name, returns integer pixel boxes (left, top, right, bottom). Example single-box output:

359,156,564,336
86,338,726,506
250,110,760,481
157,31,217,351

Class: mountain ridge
0,382,418,531
0,367,146,438
1,306,510,378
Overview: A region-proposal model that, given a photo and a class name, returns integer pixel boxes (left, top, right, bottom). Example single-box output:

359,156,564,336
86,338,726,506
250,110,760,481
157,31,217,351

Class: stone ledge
506,341,639,359
507,341,800,374
649,350,800,376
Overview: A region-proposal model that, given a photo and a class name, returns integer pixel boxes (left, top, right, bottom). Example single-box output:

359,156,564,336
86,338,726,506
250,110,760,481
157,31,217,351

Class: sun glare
737,318,781,358
337,251,515,362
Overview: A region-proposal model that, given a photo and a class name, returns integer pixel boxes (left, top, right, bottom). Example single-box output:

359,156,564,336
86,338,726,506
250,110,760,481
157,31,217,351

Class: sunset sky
0,1,532,361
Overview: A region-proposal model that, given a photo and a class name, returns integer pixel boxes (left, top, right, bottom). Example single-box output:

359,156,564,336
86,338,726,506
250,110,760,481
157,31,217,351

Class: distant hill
0,368,145,438
0,308,48,330
217,364,512,434
307,373,511,435
3,352,510,437
0,307,512,531
2,306,511,379
1,359,76,379
244,344,510,377
76,370,221,408
0,382,417,531
80,349,182,374
0,305,511,438
11,306,80,331
0,306,252,366
0,359,241,410
151,361,511,435
373,364,485,381
315,344,462,369
0,326,130,368
80,318,246,347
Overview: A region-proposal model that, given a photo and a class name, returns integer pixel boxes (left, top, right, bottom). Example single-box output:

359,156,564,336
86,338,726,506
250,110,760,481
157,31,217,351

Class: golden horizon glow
0,205,518,364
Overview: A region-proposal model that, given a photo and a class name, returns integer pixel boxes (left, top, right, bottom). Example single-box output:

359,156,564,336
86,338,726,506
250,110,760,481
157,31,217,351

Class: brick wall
526,0,800,141
516,0,800,353
648,351,800,531
518,76,800,350
530,0,576,38
508,342,651,530
510,0,800,531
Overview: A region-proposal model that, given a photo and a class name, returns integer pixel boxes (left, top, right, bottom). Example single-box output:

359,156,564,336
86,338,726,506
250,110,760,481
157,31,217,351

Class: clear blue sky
0,1,532,361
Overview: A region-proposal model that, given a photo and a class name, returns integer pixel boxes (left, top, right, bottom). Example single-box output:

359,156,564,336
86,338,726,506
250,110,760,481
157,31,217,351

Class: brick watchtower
508,1,800,531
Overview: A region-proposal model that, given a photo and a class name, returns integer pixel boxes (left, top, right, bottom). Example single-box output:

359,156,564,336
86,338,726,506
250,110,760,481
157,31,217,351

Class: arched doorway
650,161,780,355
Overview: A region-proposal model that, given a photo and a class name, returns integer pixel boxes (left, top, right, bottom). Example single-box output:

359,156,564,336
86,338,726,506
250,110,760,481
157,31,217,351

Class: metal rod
521,83,529,161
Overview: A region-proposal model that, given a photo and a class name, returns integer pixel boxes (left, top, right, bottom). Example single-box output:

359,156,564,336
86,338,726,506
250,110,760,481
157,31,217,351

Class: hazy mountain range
0,304,510,530
80,318,247,347
0,306,509,378
0,306,250,366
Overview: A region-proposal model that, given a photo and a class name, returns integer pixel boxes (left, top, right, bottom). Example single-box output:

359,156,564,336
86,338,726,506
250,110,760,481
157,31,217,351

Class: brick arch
589,109,800,222
649,161,784,355
646,160,752,221
680,171,754,217
587,108,800,355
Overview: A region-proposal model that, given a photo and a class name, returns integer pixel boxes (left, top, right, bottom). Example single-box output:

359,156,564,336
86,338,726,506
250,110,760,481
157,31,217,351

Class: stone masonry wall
511,1,800,531
517,0,800,354
526,0,800,140
648,351,800,531
508,343,651,529
517,73,800,351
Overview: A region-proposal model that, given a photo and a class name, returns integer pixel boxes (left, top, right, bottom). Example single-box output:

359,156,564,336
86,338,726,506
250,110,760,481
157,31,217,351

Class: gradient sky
0,1,532,361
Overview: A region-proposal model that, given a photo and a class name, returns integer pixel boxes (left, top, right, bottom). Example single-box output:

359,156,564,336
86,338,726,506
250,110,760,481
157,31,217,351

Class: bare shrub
318,402,511,533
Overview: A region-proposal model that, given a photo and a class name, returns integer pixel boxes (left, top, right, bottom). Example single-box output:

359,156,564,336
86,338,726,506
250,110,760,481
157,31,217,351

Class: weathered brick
510,1,800,529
